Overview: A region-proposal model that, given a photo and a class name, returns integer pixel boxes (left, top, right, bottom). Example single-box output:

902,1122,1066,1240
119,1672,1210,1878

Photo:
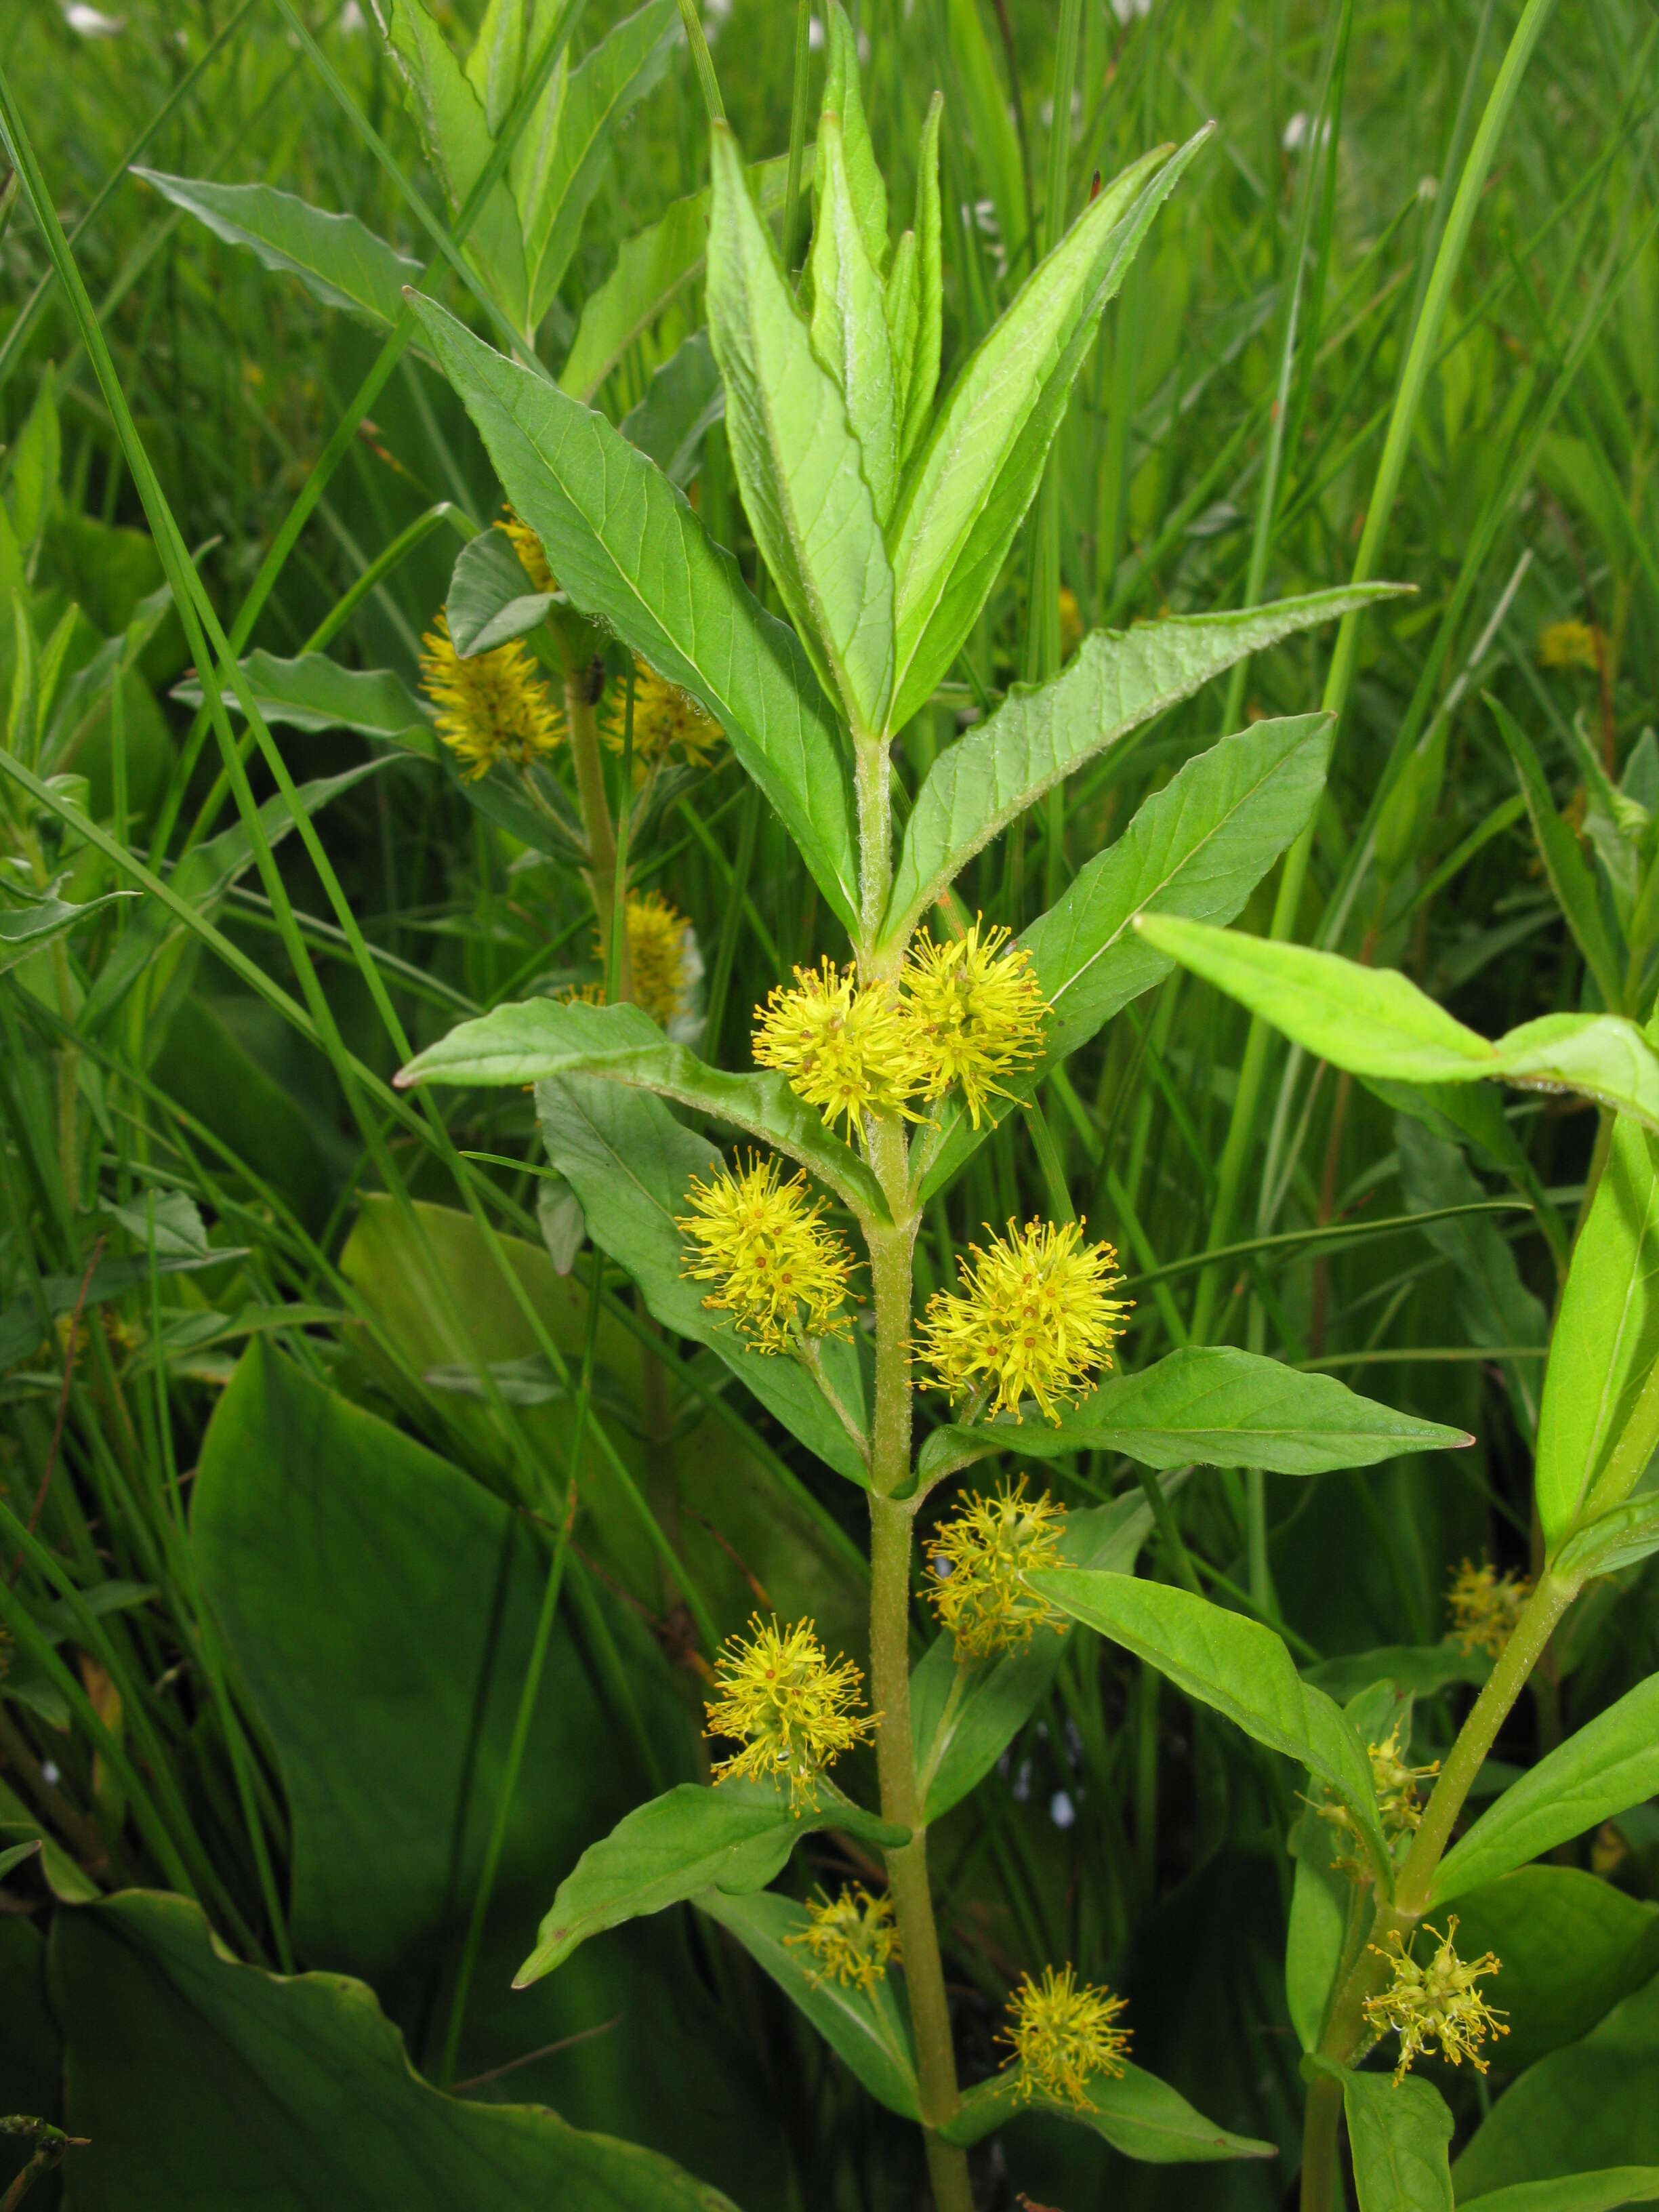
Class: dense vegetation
2,1,1657,2207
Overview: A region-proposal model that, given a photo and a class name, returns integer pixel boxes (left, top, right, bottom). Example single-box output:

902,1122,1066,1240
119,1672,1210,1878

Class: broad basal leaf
916,710,1334,1191
1534,1113,1659,1552
1136,916,1659,1132
408,293,861,932
533,1073,870,1481
940,2060,1275,2161
882,588,1396,949
916,1346,1468,1482
708,124,895,735
1029,1570,1391,1872
514,1777,907,1986
134,171,420,327
695,1889,920,2120
886,133,1208,733
1432,1672,1659,1905
398,997,888,1222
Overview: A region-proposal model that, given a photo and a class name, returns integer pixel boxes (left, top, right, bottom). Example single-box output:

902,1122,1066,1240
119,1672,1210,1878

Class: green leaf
918,1346,1469,1481
7,368,59,549
1452,1973,1659,2200
383,0,527,325
514,1777,907,1985
560,152,804,405
173,650,435,751
1300,1645,1490,1704
133,171,421,327
1135,915,1659,1132
0,883,134,973
708,124,895,735
1555,1496,1659,1582
398,996,888,1223
1286,1795,1351,2051
445,525,556,655
49,1889,742,2211
886,134,1208,733
1534,1116,1659,1551
1460,2173,1659,2212
939,2060,1275,2160
407,293,862,934
912,1481,1167,1822
620,329,724,487
694,1889,921,2119
808,114,899,525
883,587,1396,949
464,0,526,136
533,1073,871,1482
518,0,678,325
1432,1673,1659,1906
1448,1868,1659,2076
899,91,943,463
1329,2062,1455,2212
1491,694,1625,1012
0,1839,41,1880
918,710,1334,1189
1029,1569,1391,1872
815,1,886,274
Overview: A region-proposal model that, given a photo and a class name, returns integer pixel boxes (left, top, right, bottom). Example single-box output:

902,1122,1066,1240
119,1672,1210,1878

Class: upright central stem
854,731,895,965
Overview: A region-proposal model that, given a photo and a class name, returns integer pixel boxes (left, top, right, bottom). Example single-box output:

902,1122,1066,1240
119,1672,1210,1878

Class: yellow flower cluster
919,1218,1130,1424
927,1478,1068,1661
1448,1559,1531,1658
752,920,1048,1141
502,507,556,593
1536,618,1603,673
1363,1919,1507,2082
704,1614,875,1809
593,890,698,1031
1002,1964,1130,2109
676,1153,856,1353
1320,1719,1440,1870
419,613,562,782
607,657,722,773
785,1885,900,1992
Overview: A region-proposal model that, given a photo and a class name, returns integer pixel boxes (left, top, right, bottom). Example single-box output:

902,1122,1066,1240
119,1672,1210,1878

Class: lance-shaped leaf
1136,914,1659,1132
808,114,899,525
1307,2060,1454,2212
384,0,527,325
916,711,1332,1192
560,152,805,404
444,525,555,655
397,997,888,1222
1461,2175,1659,2212
1029,1570,1391,1873
173,651,436,752
911,1480,1172,1822
708,125,895,735
533,1074,869,1481
886,132,1209,734
518,0,678,325
1555,1496,1659,1583
1432,1672,1659,1906
882,587,1397,950
0,885,134,975
408,294,861,933
134,172,420,327
620,329,724,487
916,1346,1469,1484
940,2060,1275,2160
898,91,943,463
696,1889,920,2120
514,1777,906,1985
1534,1114,1659,1552
814,1,886,273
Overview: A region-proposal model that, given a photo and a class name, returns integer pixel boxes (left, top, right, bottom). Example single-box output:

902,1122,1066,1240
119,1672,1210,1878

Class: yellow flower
676,1152,857,1353
1363,1919,1507,2082
752,958,926,1136
919,1218,1130,1424
593,891,698,1031
502,506,556,593
784,1885,900,1992
704,1614,875,1809
607,657,722,772
1448,1558,1531,1658
419,613,563,782
1002,1965,1130,2108
905,919,1048,1129
1058,585,1084,659
1536,619,1603,672
926,1477,1068,1661
1319,1719,1440,1866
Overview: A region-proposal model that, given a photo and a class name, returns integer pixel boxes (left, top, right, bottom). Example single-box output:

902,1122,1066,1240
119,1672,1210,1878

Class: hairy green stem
855,733,895,968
